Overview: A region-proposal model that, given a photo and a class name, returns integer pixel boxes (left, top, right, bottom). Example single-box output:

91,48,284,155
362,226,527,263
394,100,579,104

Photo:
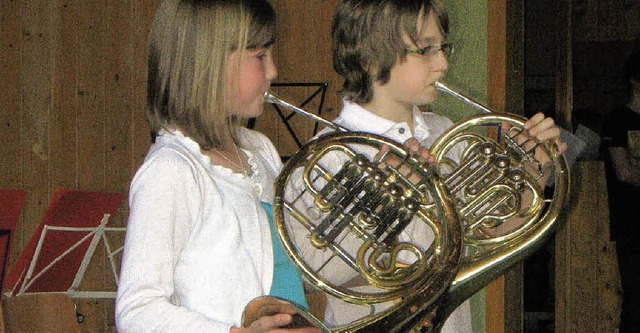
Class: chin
239,99,266,118
425,91,439,104
245,109,264,118
417,96,436,106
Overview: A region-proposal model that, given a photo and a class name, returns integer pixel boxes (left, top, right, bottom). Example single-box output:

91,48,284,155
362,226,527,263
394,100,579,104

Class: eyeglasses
406,43,454,60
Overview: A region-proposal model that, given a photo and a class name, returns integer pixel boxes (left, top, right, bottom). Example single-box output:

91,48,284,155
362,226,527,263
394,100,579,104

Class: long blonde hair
146,0,276,149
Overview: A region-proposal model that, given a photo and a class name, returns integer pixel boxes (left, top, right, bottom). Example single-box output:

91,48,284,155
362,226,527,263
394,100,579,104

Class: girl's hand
232,313,323,333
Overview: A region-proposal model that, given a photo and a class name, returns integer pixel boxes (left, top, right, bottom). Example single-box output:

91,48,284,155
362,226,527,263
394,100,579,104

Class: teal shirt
261,202,309,310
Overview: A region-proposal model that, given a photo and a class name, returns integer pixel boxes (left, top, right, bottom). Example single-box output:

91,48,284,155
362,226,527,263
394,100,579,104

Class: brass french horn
242,83,570,332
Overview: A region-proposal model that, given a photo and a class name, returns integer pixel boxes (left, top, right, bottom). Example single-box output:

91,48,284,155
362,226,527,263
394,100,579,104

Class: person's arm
608,146,640,186
116,151,232,333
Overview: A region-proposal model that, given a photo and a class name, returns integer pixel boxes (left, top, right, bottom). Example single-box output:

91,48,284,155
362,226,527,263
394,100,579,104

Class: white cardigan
116,128,283,333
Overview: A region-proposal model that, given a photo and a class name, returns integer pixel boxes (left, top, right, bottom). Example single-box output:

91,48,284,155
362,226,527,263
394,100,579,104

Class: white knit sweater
116,128,282,333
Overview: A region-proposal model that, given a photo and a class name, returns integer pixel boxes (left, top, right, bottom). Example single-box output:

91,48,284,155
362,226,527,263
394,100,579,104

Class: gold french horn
242,83,570,333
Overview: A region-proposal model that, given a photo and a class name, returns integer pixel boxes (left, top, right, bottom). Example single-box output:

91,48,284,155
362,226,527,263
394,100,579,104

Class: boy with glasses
291,0,566,331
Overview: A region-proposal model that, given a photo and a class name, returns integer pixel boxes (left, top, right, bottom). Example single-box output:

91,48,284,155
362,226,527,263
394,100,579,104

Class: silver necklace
213,145,248,176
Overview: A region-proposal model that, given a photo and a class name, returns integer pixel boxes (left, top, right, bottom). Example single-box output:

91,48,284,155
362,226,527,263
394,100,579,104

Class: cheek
393,62,427,85
238,63,263,90
224,63,240,105
397,71,426,93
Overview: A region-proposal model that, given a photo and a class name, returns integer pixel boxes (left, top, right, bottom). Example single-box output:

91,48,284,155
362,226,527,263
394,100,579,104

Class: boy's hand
375,138,437,186
375,138,436,166
402,138,437,166
504,113,568,185
524,112,568,156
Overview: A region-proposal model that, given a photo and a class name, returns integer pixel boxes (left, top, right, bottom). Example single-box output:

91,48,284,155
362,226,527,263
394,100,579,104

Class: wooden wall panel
555,162,622,333
51,0,80,191
76,0,106,191
104,0,134,198
18,0,54,265
131,1,160,176
0,0,23,190
75,2,109,330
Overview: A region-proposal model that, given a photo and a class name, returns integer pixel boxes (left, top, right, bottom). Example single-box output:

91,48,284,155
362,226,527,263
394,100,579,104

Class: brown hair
146,0,276,148
332,0,448,103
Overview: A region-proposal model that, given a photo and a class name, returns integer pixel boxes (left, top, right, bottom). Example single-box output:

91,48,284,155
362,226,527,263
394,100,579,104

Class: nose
266,54,278,81
433,50,449,72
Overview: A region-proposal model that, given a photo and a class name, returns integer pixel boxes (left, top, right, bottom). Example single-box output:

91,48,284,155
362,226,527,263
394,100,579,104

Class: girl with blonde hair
116,1,319,332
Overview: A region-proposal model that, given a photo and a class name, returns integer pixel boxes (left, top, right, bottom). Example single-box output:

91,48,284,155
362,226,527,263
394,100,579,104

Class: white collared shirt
310,100,473,332
330,98,457,149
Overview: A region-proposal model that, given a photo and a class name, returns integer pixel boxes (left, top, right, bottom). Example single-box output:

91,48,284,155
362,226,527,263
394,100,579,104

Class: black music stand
249,82,329,149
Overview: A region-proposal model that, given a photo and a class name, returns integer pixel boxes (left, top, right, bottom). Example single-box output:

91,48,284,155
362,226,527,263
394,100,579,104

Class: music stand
3,189,125,299
249,82,329,149
0,189,28,290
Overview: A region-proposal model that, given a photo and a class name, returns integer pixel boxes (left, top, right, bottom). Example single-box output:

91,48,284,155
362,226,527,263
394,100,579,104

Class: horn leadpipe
436,81,577,148
435,82,493,114
265,92,348,133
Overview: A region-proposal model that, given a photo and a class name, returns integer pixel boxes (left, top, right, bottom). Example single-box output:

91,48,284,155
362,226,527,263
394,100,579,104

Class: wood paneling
555,162,622,333
0,0,23,191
